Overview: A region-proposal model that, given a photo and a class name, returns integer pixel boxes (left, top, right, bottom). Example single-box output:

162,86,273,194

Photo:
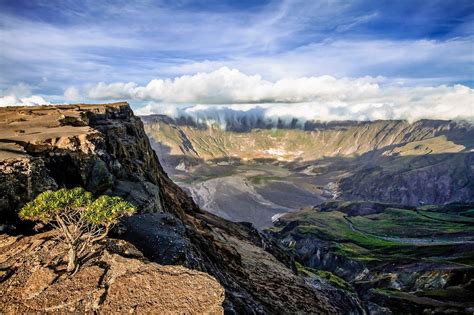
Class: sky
0,0,473,121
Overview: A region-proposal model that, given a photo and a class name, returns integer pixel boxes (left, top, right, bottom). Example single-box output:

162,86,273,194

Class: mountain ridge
143,114,474,214
141,113,474,133
143,114,473,162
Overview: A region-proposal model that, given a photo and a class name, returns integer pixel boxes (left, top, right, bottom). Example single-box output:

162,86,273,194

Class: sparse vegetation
274,203,474,265
295,261,353,291
19,188,136,273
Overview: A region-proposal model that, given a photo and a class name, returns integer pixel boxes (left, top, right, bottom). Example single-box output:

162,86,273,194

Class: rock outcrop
0,103,195,223
0,103,353,313
0,232,225,314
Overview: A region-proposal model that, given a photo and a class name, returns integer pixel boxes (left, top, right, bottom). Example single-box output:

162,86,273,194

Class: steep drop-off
0,103,359,313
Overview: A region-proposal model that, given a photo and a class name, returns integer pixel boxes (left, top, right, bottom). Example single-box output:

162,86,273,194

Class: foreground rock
0,232,224,314
0,103,194,222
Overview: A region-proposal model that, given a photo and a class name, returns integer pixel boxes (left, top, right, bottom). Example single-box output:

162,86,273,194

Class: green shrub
20,188,136,273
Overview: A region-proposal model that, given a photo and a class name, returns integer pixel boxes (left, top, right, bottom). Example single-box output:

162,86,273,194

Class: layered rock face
0,103,354,313
0,103,197,223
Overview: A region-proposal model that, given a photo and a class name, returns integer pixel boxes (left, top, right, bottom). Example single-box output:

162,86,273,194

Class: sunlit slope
143,116,472,162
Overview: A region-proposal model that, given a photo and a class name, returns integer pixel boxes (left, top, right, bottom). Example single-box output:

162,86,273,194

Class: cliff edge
0,103,357,313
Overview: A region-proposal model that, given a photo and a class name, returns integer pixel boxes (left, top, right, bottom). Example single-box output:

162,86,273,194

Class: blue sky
0,0,473,120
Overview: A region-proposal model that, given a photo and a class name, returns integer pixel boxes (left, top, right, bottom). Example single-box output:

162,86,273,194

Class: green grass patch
350,208,474,237
282,205,474,264
294,262,353,292
247,175,282,185
314,270,353,292
416,288,474,302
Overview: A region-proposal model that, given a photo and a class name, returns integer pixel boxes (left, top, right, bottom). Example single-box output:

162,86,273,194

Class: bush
19,188,136,273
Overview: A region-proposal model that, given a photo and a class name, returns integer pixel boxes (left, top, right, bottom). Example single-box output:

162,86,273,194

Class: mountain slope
269,201,474,314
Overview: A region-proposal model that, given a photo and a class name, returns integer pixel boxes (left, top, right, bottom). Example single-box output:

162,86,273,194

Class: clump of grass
294,261,353,292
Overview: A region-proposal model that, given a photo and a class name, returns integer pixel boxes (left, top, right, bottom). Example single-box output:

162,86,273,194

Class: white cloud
64,86,81,101
139,87,474,123
87,67,474,122
0,94,50,107
160,38,474,82
135,104,179,117
86,67,381,103
0,84,50,107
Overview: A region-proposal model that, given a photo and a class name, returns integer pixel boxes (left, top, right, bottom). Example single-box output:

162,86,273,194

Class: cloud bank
0,84,50,107
87,67,381,104
2,68,472,123
83,67,473,122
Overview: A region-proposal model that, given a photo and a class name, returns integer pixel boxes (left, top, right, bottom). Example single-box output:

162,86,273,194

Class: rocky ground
0,231,224,314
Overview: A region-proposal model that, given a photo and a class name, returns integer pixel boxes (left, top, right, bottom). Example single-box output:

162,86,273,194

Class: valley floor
165,162,334,228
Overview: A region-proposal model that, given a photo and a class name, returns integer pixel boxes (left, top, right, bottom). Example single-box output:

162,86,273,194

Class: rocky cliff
0,103,196,223
0,103,357,313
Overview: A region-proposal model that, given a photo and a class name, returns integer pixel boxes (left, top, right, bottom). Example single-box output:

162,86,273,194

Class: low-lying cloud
83,67,473,122
2,68,473,123
87,67,382,104
0,84,50,107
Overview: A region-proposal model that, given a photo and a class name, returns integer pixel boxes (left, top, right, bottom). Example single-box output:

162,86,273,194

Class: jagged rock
122,212,200,268
0,232,225,314
281,234,367,281
85,159,114,192
0,157,57,222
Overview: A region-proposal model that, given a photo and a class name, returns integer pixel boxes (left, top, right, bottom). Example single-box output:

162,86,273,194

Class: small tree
19,188,136,273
